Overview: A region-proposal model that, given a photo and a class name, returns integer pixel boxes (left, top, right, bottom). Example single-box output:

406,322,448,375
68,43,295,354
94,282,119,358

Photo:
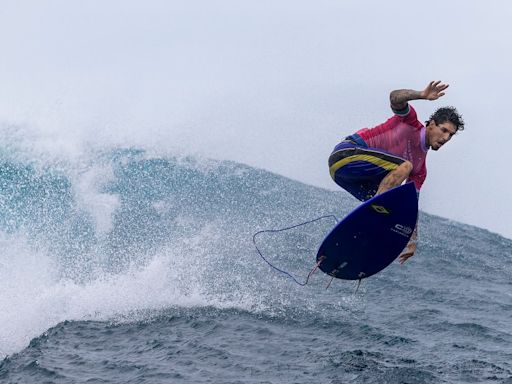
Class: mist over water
2,0,511,239
0,128,349,357
1,122,511,382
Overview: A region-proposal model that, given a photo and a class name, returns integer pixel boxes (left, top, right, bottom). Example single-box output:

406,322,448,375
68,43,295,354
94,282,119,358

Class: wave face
1,144,511,383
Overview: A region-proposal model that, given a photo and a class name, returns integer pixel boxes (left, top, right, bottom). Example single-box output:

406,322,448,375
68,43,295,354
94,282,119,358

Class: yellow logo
371,204,391,214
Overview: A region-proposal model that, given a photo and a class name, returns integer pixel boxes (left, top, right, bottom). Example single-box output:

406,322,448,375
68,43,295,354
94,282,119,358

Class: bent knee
399,161,413,173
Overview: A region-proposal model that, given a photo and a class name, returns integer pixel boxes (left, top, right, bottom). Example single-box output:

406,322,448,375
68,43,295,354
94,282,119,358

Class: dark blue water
1,148,511,383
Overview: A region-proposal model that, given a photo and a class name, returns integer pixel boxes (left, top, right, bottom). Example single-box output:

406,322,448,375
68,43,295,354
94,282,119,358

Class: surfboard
316,182,418,280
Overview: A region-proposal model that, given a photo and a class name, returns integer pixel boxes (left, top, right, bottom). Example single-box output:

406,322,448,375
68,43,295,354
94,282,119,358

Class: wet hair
426,106,465,131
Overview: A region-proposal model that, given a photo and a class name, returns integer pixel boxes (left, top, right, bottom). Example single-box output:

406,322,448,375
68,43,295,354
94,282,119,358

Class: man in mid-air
329,81,464,264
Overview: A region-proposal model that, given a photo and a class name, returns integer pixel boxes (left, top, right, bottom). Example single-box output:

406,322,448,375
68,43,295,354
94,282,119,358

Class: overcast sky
0,0,511,238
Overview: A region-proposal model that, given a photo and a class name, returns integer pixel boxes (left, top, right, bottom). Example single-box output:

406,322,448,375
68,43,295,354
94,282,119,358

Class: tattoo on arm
390,89,424,110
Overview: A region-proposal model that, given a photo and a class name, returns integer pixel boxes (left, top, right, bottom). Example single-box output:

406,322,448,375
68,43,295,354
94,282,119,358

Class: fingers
399,252,411,264
424,80,449,100
399,254,410,264
437,83,449,92
430,80,449,91
399,240,416,264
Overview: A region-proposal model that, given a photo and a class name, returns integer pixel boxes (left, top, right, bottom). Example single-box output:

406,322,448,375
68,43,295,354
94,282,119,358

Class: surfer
328,81,464,264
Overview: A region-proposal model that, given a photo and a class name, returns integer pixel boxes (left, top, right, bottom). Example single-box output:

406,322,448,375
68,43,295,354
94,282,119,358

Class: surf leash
252,215,338,286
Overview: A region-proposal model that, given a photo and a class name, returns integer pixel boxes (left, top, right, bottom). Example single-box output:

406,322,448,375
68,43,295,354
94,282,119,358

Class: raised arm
390,80,449,110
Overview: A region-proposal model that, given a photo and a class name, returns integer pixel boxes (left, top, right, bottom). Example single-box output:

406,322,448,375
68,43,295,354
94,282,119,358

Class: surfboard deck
317,182,418,280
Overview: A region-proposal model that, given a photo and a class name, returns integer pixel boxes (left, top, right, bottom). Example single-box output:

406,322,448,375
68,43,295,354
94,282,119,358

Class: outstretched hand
421,80,449,101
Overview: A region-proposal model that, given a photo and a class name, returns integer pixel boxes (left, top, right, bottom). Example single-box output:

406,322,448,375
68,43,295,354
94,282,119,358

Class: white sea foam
0,219,268,358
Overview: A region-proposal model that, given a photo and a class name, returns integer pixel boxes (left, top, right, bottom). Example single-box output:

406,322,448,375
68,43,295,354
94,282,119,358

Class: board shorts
329,133,406,201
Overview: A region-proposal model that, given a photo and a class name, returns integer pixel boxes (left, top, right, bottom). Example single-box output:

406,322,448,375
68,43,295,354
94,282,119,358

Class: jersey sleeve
391,103,420,126
391,103,410,117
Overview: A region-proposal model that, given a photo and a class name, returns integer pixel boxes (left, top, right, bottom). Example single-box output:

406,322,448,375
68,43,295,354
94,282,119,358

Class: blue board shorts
329,134,406,201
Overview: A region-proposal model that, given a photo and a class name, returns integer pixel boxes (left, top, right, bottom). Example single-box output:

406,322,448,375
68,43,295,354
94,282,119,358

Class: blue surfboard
317,182,418,280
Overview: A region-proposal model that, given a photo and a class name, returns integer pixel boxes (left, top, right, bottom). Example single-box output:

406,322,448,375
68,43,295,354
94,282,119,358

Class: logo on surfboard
391,223,413,237
371,204,391,214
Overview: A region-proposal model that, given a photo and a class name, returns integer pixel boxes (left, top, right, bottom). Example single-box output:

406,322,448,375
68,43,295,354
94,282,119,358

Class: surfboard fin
304,256,326,285
354,278,362,294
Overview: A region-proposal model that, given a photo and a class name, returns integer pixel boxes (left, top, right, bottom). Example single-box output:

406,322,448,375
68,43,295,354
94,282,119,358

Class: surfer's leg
376,160,412,195
329,138,406,201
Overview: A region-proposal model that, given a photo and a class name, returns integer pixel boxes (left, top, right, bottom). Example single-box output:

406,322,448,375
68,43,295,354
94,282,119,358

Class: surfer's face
426,120,457,151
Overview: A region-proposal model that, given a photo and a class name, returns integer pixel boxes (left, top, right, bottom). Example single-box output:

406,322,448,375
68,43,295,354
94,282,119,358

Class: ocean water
0,145,511,384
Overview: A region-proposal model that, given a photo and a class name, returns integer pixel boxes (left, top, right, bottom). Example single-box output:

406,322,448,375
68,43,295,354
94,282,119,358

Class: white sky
0,0,511,238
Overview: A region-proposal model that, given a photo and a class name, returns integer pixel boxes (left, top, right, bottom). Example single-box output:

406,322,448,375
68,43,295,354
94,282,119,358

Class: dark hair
426,106,465,131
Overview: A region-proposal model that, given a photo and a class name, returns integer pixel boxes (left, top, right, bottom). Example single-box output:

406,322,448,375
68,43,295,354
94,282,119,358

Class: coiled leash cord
252,215,338,286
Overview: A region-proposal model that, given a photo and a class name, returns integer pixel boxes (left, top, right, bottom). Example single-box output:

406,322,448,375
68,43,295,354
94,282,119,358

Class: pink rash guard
356,104,429,191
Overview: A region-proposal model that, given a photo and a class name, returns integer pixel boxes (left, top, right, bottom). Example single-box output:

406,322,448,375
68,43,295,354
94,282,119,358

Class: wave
1,141,511,359
0,145,354,356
